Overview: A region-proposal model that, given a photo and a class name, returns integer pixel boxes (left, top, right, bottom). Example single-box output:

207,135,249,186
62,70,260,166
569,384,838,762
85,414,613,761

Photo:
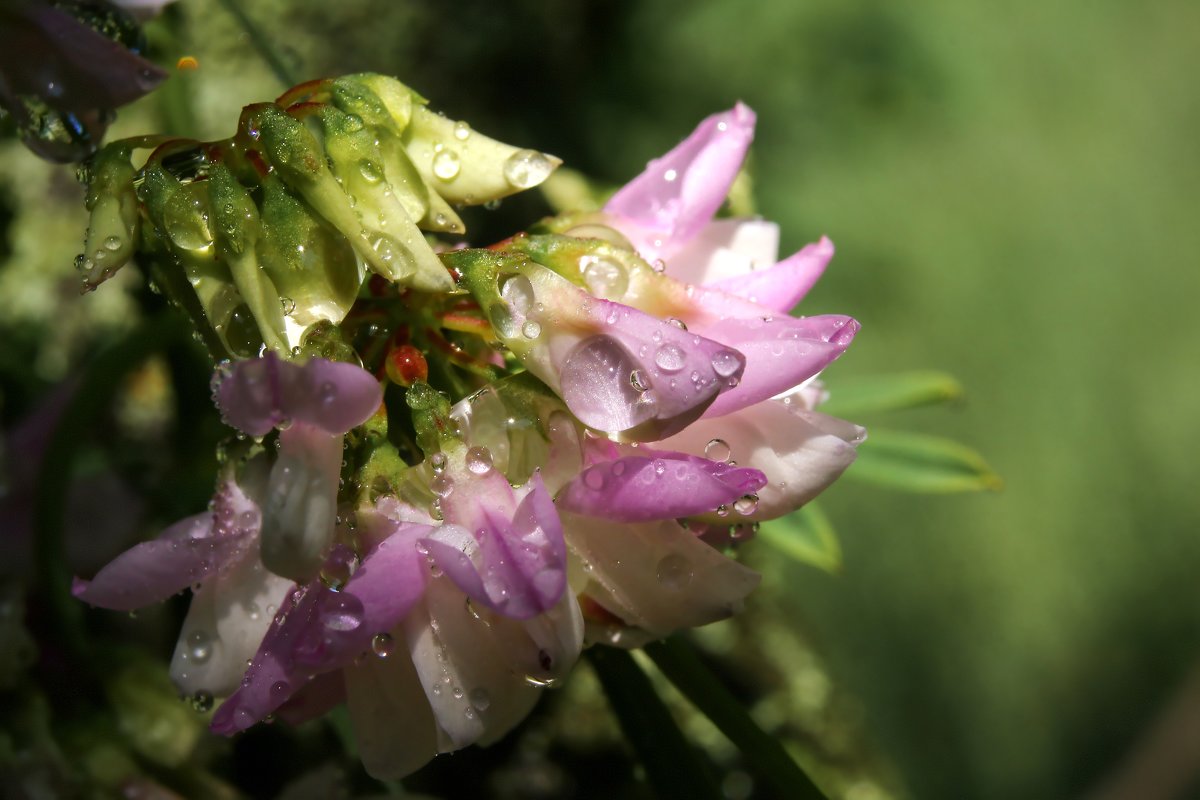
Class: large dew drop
432,149,461,180
560,335,656,432
503,149,555,189
581,256,629,300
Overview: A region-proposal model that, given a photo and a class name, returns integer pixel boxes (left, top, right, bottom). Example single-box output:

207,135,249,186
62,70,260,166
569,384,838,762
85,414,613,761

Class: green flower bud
79,143,139,291
208,163,289,352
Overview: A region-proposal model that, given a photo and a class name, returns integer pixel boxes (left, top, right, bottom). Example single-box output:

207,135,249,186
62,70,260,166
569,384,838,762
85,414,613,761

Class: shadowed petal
344,644,440,779
563,512,760,639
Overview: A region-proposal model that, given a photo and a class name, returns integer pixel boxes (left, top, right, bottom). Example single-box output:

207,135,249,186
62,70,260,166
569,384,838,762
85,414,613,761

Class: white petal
345,646,440,779
259,424,342,582
402,577,541,750
666,219,780,285
481,591,583,691
170,553,291,697
655,399,864,521
563,512,760,638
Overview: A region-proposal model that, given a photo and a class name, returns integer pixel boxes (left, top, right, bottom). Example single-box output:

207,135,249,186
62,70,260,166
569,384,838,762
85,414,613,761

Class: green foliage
849,429,1002,493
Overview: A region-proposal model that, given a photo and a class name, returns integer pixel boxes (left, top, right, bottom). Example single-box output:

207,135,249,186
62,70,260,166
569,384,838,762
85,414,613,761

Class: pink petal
214,354,381,437
700,315,860,418
557,452,766,522
72,514,226,611
423,474,565,620
707,237,835,313
605,104,756,260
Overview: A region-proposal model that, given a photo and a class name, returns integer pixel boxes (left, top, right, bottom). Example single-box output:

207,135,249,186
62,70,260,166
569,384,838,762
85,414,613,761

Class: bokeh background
2,1,1198,798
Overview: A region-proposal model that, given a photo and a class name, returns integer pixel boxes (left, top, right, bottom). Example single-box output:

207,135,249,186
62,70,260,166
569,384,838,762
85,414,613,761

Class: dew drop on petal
430,453,447,474
711,350,741,378
734,494,760,515
466,446,493,475
371,632,394,657
431,475,454,498
582,256,629,300
103,235,122,251
432,149,461,180
470,687,491,711
522,320,542,339
629,369,650,392
656,553,693,591
500,275,536,316
358,160,384,184
453,121,471,141
654,344,686,373
704,438,731,463
503,149,555,189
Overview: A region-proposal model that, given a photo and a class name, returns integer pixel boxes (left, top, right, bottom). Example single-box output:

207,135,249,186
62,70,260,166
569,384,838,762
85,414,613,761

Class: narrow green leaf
757,502,842,574
821,370,964,416
848,428,1002,492
644,637,828,800
586,647,723,800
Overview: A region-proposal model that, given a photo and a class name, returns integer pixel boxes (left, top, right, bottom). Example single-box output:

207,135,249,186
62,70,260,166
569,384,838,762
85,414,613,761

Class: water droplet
452,686,464,700
103,235,122,251
629,369,650,392
188,630,212,663
500,274,536,316
431,474,454,498
734,494,759,515
359,160,384,184
280,296,296,315
191,690,214,712
584,469,606,490
710,350,741,378
453,120,472,141
371,632,394,657
704,438,731,463
653,459,666,475
469,687,491,711
666,317,688,331
716,504,731,517
521,320,541,338
344,114,364,132
651,259,667,273
656,554,693,590
466,446,493,475
503,149,555,189
432,149,461,180
430,453,447,473
582,256,629,300
654,344,686,373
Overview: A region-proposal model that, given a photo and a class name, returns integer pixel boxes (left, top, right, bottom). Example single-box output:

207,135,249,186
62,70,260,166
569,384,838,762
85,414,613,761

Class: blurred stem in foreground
212,0,297,87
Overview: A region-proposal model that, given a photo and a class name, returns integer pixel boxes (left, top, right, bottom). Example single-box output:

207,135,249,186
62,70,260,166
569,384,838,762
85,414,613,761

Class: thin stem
586,646,723,800
212,0,297,88
644,636,828,800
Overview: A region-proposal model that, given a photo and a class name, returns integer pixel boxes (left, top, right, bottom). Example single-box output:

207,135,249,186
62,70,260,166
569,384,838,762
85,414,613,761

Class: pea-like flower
74,355,382,700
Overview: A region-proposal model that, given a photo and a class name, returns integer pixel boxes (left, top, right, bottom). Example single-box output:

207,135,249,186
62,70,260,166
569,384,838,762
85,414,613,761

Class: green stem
585,646,723,800
33,313,189,659
212,0,297,88
644,636,828,800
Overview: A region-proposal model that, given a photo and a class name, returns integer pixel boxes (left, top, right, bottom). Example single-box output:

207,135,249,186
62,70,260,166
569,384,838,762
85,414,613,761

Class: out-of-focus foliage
0,1,1196,799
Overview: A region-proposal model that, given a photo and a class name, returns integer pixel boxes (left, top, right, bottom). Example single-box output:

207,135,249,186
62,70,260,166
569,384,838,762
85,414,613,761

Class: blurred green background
2,1,1198,798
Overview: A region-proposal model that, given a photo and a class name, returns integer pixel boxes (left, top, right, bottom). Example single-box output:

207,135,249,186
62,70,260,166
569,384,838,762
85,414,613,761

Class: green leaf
821,370,964,416
756,502,842,574
644,637,828,800
849,428,1002,492
586,647,723,800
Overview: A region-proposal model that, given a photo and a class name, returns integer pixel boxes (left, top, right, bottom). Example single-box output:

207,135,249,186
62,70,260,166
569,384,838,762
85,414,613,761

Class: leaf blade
757,502,843,574
848,428,1002,493
821,370,964,416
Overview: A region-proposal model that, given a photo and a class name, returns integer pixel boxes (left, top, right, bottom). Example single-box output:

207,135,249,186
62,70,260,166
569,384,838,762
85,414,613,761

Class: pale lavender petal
212,523,432,733
283,358,383,435
558,452,766,522
211,584,321,734
214,354,381,437
73,514,238,611
291,523,433,668
424,475,565,620
605,104,756,259
214,354,287,436
701,315,860,418
707,237,834,313
344,644,440,778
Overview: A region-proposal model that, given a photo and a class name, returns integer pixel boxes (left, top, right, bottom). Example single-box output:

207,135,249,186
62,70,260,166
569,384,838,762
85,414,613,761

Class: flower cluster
76,84,864,778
